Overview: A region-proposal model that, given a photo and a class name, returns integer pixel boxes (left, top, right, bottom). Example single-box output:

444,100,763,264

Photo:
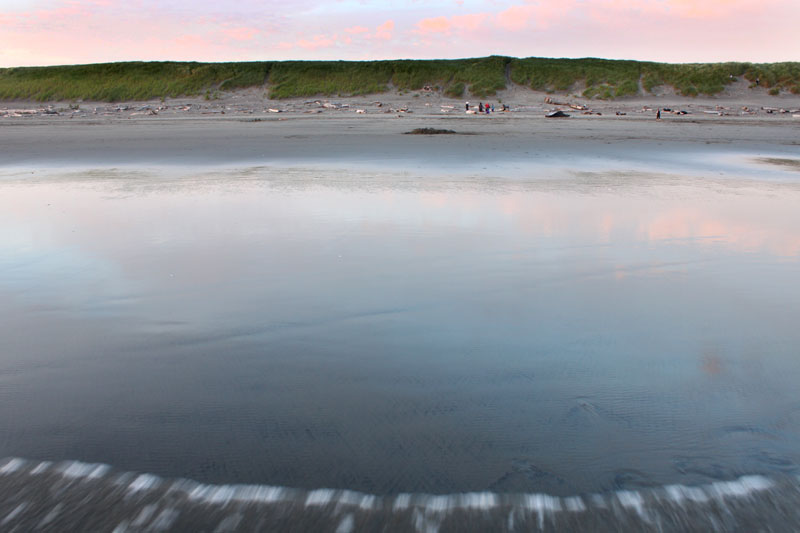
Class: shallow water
1,161,800,528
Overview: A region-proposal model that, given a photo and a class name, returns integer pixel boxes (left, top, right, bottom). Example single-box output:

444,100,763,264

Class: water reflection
0,167,799,495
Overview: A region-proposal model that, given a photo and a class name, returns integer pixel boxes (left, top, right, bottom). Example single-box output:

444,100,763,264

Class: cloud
374,19,394,40
0,0,798,65
416,16,451,34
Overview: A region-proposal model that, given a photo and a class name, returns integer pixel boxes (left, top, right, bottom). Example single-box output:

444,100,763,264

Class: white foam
708,475,773,499
60,461,111,480
393,493,412,510
0,458,25,474
204,486,237,505
523,493,562,513
232,485,288,503
424,495,452,512
358,494,378,510
458,492,498,510
128,474,161,493
306,489,336,506
30,461,52,475
564,496,587,512
664,484,710,504
523,494,561,530
616,490,648,520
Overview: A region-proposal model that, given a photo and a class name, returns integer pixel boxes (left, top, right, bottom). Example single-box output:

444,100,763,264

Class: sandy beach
1,84,799,175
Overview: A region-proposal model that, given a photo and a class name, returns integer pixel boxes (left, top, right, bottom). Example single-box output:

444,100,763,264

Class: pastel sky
1,0,798,67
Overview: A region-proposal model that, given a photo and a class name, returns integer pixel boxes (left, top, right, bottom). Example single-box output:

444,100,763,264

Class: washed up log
546,110,570,118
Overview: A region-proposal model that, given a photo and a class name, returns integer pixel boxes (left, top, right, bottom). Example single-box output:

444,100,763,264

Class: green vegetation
510,58,800,98
266,56,508,99
0,61,270,102
1,57,798,102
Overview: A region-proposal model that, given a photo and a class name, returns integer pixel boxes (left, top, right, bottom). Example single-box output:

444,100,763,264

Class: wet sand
2,101,800,532
1,111,798,173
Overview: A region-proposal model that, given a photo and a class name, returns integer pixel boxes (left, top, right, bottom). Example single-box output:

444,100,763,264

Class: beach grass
0,61,271,102
1,57,799,102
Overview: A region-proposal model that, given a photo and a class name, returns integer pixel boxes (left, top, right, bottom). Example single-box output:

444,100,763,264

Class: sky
1,0,798,67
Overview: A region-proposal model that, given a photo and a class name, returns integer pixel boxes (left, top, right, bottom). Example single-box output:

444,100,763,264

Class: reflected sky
1,166,800,494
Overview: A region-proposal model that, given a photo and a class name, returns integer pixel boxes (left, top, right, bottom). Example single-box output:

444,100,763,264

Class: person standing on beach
479,102,484,113
465,102,469,111
657,109,661,120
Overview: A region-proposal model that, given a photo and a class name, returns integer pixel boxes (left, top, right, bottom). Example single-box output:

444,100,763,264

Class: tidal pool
1,163,799,527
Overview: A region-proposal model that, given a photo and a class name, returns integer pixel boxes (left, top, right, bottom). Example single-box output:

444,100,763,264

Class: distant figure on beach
479,102,484,113
465,102,469,111
657,109,661,120
756,78,760,86
491,104,495,113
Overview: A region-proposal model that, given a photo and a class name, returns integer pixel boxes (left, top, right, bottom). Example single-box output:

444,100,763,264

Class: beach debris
405,128,456,135
569,104,588,111
546,110,570,118
268,108,281,113
356,109,366,114
615,111,626,116
466,109,477,114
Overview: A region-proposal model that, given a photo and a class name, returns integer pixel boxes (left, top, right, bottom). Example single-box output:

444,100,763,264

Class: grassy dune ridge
1,56,798,102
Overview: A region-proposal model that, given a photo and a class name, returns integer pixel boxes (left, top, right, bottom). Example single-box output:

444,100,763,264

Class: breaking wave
2,457,800,532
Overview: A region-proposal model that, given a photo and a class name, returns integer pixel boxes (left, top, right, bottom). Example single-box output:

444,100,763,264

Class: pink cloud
345,26,369,34
374,20,394,40
416,16,451,34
